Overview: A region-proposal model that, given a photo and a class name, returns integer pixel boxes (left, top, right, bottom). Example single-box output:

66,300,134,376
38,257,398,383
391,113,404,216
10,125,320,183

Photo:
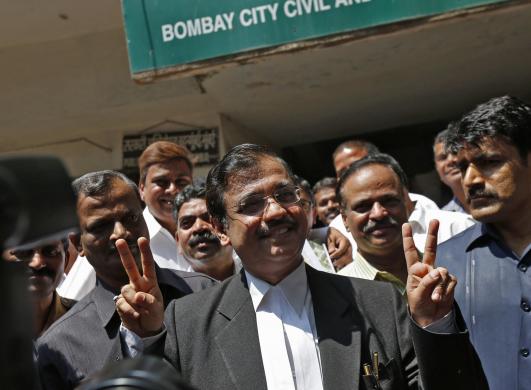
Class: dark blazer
36,267,216,390
160,265,487,390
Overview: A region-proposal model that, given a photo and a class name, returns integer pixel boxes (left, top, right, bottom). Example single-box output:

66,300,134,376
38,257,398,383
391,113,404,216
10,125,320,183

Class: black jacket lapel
215,272,268,390
308,266,361,390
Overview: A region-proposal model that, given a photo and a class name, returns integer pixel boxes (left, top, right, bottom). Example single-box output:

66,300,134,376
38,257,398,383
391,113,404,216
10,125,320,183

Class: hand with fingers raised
115,237,165,337
403,219,458,327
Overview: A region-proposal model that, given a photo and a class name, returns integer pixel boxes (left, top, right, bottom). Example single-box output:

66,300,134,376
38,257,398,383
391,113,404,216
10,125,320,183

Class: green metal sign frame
122,0,508,80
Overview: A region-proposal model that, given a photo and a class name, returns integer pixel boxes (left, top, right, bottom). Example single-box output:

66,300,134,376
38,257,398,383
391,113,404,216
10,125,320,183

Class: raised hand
326,227,353,270
114,237,164,337
403,220,457,327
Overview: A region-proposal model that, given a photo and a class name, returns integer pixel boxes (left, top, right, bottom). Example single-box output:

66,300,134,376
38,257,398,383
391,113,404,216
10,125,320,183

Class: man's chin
470,203,503,223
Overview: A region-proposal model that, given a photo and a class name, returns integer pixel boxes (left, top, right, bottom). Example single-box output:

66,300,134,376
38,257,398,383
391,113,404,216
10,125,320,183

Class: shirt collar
245,259,308,316
93,278,120,328
352,251,406,295
467,223,531,260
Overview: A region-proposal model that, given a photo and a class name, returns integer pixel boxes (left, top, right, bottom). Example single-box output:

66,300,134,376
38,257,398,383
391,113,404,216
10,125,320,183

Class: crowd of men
5,94,530,390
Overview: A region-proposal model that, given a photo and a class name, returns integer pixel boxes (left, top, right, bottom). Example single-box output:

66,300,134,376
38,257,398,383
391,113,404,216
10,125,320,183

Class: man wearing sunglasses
8,239,76,338
116,144,487,390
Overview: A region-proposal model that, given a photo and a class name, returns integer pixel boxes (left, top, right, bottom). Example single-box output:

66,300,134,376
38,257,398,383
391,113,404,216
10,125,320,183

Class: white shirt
56,256,96,300
143,208,193,271
246,261,323,390
330,192,475,253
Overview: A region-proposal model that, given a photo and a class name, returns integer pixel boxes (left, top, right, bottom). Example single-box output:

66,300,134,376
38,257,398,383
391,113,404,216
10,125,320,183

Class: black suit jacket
159,265,487,390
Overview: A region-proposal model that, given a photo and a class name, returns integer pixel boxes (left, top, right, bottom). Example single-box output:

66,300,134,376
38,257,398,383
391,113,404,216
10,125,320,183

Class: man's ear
218,232,231,247
138,181,145,202
70,232,84,257
212,217,231,245
403,188,414,216
341,210,350,232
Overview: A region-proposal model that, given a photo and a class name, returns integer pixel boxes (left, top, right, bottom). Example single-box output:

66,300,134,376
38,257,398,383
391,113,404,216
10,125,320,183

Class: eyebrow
239,180,293,198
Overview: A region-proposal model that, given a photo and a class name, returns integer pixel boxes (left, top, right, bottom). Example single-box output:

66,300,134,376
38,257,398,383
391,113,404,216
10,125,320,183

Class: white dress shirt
246,261,323,390
143,208,193,271
330,192,475,253
56,256,96,300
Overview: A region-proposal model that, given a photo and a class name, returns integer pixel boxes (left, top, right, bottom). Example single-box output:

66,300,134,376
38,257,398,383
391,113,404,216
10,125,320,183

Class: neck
246,256,303,285
189,254,235,281
33,292,54,336
359,247,408,283
492,214,531,257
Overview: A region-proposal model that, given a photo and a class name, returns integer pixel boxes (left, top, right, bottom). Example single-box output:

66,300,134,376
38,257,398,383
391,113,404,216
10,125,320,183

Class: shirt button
521,348,530,358
522,301,531,312
519,264,528,272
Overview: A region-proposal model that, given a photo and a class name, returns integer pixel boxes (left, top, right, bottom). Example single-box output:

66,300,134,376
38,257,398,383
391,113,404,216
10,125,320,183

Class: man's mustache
363,216,399,234
257,216,296,237
27,267,55,279
467,187,498,202
189,231,220,247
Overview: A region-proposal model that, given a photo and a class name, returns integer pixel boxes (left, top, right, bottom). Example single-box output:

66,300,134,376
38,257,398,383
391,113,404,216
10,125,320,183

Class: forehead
146,159,192,178
342,165,402,201
178,198,208,217
77,181,141,221
433,142,445,156
457,137,521,161
226,156,292,195
315,187,336,198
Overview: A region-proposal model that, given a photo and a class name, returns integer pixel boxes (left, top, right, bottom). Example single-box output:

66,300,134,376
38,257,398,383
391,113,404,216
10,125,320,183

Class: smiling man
312,177,340,226
437,95,531,390
36,170,214,390
117,144,487,390
174,183,239,281
138,141,194,271
336,154,411,293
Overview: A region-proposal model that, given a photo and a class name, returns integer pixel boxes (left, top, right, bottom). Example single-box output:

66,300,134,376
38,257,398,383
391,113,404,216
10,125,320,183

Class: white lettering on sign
284,0,332,18
160,0,372,43
161,12,235,41
239,3,279,27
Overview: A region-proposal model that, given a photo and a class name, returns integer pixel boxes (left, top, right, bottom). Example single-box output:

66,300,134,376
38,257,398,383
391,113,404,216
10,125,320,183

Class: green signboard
122,0,508,79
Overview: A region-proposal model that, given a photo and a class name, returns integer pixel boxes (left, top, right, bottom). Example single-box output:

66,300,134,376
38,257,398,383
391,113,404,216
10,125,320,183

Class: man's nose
463,165,483,188
28,251,46,269
166,182,179,195
328,199,339,209
192,218,211,233
110,221,129,240
262,197,287,220
369,202,388,219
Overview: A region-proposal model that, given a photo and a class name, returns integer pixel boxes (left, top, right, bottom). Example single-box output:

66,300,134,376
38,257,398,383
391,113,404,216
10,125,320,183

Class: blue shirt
438,223,531,390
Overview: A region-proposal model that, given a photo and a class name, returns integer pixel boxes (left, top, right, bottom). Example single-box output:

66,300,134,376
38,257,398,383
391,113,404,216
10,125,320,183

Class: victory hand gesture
403,220,457,327
115,237,164,337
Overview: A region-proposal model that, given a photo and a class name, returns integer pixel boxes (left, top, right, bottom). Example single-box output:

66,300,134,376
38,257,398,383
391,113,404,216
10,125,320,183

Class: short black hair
293,174,314,205
173,183,206,222
72,170,140,201
337,153,409,209
312,177,337,195
446,95,531,161
206,144,295,226
332,140,380,161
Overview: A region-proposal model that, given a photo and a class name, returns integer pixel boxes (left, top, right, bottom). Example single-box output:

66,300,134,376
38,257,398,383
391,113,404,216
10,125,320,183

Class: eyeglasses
233,186,302,216
11,244,63,262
